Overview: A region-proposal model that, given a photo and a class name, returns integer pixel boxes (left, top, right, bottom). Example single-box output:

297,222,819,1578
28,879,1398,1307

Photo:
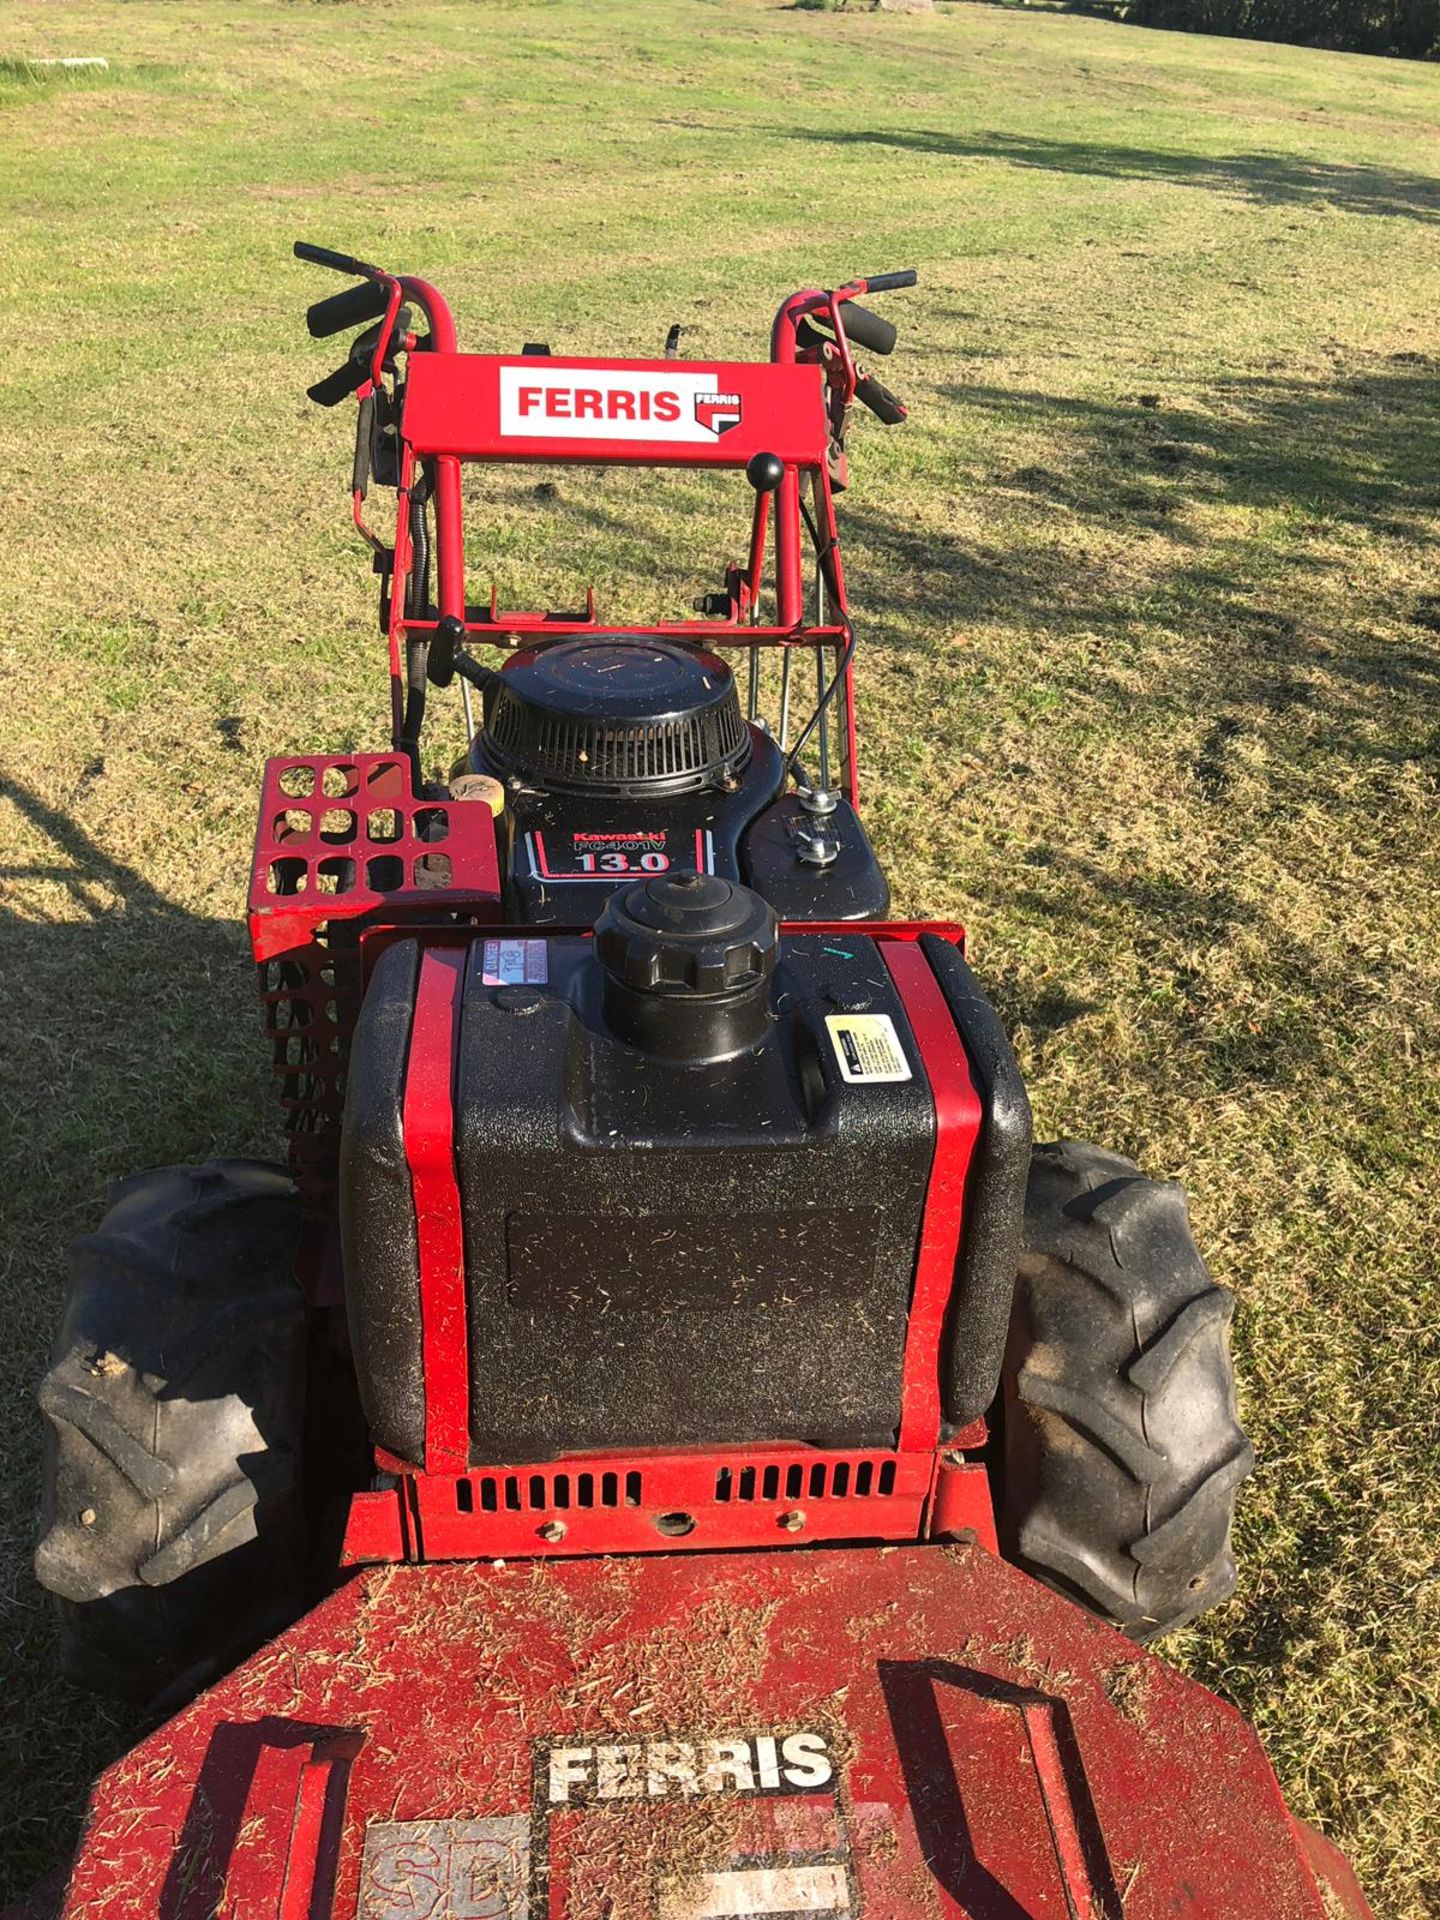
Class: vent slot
466,1469,641,1513
712,1457,899,1503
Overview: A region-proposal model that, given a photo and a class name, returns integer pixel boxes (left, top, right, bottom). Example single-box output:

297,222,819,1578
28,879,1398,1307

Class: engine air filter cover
480,637,749,797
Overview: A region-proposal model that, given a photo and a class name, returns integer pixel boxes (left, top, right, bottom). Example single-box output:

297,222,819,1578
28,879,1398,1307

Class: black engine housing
466,635,890,923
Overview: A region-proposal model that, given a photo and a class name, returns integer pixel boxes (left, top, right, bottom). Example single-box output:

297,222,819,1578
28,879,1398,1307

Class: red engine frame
345,269,898,804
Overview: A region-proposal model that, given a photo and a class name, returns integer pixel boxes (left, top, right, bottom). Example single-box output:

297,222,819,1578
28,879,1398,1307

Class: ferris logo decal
499,366,745,443
544,1729,834,1804
694,390,742,436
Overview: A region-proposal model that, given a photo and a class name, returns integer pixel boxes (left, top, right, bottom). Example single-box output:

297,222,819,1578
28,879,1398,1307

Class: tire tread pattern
998,1139,1254,1640
35,1159,305,1701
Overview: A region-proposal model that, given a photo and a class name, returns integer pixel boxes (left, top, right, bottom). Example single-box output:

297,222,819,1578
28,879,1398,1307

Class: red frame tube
350,266,887,800
394,277,466,623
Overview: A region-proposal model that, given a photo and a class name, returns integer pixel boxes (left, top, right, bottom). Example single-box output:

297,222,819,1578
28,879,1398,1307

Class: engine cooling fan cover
480,636,750,797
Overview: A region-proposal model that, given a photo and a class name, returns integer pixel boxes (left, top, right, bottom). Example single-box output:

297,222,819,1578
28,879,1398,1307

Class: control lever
426,614,499,693
855,373,908,426
836,301,897,357
307,278,390,340
306,307,413,408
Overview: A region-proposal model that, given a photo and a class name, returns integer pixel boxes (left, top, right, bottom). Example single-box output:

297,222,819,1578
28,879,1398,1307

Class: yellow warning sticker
825,1013,912,1084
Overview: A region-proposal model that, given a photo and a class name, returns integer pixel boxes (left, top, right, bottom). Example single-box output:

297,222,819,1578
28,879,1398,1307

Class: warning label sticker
482,939,548,988
825,1012,912,1084
658,1862,850,1918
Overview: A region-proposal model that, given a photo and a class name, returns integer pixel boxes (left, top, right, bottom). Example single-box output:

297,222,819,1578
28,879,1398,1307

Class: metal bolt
495,987,544,1015
794,826,838,868
778,1509,806,1533
538,1520,567,1544
79,1508,97,1528
798,785,838,817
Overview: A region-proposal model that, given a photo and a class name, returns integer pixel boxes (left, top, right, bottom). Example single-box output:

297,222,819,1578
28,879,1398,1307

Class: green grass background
0,1,1437,1911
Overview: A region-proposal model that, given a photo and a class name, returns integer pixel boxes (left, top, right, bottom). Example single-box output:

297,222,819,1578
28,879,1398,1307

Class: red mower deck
58,1545,1366,1920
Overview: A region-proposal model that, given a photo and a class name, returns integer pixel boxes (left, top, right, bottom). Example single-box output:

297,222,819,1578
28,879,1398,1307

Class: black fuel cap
595,873,778,1059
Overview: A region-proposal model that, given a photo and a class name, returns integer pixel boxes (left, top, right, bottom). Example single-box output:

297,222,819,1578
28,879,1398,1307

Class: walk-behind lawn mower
23,243,1375,1919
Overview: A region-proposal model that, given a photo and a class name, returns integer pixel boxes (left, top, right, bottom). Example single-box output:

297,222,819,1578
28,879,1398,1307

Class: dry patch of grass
1,0,1438,1910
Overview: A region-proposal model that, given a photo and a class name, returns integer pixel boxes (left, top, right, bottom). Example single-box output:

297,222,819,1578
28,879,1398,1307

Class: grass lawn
1,0,1437,1910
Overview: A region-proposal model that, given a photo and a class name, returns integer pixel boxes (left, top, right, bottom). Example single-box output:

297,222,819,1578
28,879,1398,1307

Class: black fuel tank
341,885,1032,1470
342,909,933,1465
453,922,933,1460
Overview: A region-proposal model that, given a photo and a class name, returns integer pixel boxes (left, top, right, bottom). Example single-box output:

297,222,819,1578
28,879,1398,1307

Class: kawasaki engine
460,635,890,924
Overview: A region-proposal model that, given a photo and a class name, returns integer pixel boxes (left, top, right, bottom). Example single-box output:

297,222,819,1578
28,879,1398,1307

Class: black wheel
35,1159,306,1702
997,1140,1253,1640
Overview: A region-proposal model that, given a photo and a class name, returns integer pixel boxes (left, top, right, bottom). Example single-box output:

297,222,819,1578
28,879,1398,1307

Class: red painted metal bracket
401,354,829,469
882,940,984,1453
404,946,471,1476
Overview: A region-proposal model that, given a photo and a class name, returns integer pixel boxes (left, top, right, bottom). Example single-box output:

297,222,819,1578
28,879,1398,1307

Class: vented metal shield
481,637,750,797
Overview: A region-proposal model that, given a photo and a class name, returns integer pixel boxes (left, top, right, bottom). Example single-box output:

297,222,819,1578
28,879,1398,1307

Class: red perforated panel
247,755,502,1212
341,1445,998,1567
248,754,502,963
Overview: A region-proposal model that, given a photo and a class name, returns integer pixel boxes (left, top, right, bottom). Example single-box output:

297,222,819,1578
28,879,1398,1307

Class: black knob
745,451,785,494
594,873,778,1061
426,613,466,688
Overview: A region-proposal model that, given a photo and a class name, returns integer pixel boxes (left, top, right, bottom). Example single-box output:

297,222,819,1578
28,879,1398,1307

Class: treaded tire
35,1159,306,1702
998,1139,1253,1641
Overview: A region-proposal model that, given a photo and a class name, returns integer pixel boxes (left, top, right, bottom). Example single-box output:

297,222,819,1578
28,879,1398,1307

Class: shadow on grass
852,356,1439,1127
783,129,1440,224
0,773,268,1907
849,356,1440,720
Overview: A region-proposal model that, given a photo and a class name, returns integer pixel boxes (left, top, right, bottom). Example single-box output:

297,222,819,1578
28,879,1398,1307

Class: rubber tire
998,1140,1254,1641
35,1159,306,1703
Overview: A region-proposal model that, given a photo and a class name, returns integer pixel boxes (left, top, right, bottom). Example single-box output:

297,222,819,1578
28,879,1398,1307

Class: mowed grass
1,0,1437,1909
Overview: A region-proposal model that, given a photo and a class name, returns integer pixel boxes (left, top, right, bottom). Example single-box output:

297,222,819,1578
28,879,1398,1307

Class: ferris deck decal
543,1730,835,1804
527,827,715,882
499,366,746,444
825,1012,912,1085
358,1814,529,1920
531,1730,858,1919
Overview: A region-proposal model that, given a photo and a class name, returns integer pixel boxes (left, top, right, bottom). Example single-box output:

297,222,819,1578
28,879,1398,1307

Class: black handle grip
353,393,375,497
426,613,464,688
862,269,918,292
350,307,411,364
294,240,381,277
307,279,391,340
794,317,833,355
839,301,897,357
855,373,908,426
307,358,371,408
